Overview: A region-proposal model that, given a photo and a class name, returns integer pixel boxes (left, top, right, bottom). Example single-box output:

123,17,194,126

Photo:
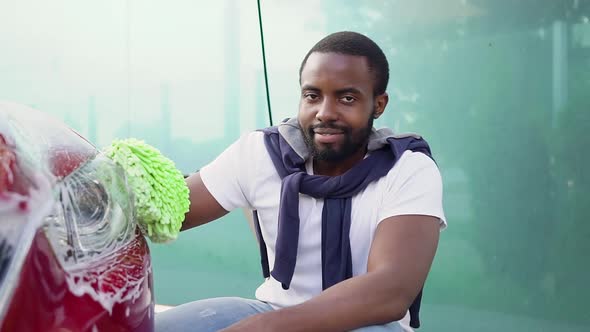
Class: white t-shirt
200,131,446,309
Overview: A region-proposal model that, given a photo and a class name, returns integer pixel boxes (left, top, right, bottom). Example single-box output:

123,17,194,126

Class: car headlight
45,153,137,268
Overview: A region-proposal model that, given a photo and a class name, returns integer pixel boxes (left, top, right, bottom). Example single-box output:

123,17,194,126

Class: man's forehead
300,52,372,90
303,52,370,73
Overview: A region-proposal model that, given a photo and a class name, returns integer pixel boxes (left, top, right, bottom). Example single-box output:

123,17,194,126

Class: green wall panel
261,1,590,331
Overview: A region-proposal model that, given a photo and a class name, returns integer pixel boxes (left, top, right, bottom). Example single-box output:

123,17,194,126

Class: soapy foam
0,173,54,322
64,237,151,316
0,108,57,324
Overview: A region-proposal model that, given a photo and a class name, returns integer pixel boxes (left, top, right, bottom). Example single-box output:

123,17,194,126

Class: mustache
309,123,350,132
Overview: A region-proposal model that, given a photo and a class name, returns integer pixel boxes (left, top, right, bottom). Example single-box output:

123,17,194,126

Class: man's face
298,52,386,162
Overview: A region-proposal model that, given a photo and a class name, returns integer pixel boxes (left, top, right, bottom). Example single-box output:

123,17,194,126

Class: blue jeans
155,297,404,332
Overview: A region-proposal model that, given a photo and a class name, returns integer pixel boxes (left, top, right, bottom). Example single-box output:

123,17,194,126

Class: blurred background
1,0,589,331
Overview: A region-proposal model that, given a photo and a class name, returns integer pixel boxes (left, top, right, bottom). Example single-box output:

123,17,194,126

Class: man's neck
313,147,367,176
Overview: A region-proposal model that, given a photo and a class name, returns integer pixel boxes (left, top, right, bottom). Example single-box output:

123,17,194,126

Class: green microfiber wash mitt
104,138,190,243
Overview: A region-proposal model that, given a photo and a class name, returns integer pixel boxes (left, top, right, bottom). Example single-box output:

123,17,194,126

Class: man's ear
374,92,389,119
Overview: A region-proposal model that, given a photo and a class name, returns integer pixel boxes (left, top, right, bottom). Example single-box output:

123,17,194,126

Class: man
156,31,445,332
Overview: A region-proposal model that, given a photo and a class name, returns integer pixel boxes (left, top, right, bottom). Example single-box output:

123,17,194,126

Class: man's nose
315,99,338,122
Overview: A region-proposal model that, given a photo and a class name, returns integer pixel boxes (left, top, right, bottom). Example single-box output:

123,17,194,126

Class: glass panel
0,0,129,148
125,0,269,305
262,0,590,331
0,0,270,307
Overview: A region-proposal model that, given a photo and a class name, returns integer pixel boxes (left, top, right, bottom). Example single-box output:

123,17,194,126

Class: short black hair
298,31,390,96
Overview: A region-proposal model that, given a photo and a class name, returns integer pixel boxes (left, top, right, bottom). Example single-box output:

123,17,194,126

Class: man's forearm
263,268,410,332
222,217,439,332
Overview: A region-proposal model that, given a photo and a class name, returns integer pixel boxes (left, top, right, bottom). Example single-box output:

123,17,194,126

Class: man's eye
304,93,318,100
341,96,356,103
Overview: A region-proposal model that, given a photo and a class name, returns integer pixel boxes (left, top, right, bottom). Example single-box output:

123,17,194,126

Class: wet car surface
0,103,154,332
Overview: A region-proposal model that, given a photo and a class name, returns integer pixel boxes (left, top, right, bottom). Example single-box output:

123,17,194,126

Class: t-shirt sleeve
377,151,447,228
199,133,257,211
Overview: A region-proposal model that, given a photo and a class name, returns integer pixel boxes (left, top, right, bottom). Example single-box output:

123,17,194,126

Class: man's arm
180,172,229,231
222,214,440,332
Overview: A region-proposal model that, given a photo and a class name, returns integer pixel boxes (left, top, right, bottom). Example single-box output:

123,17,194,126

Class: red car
0,102,154,332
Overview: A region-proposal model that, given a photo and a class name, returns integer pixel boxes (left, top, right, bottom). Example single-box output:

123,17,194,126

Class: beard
301,110,375,163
